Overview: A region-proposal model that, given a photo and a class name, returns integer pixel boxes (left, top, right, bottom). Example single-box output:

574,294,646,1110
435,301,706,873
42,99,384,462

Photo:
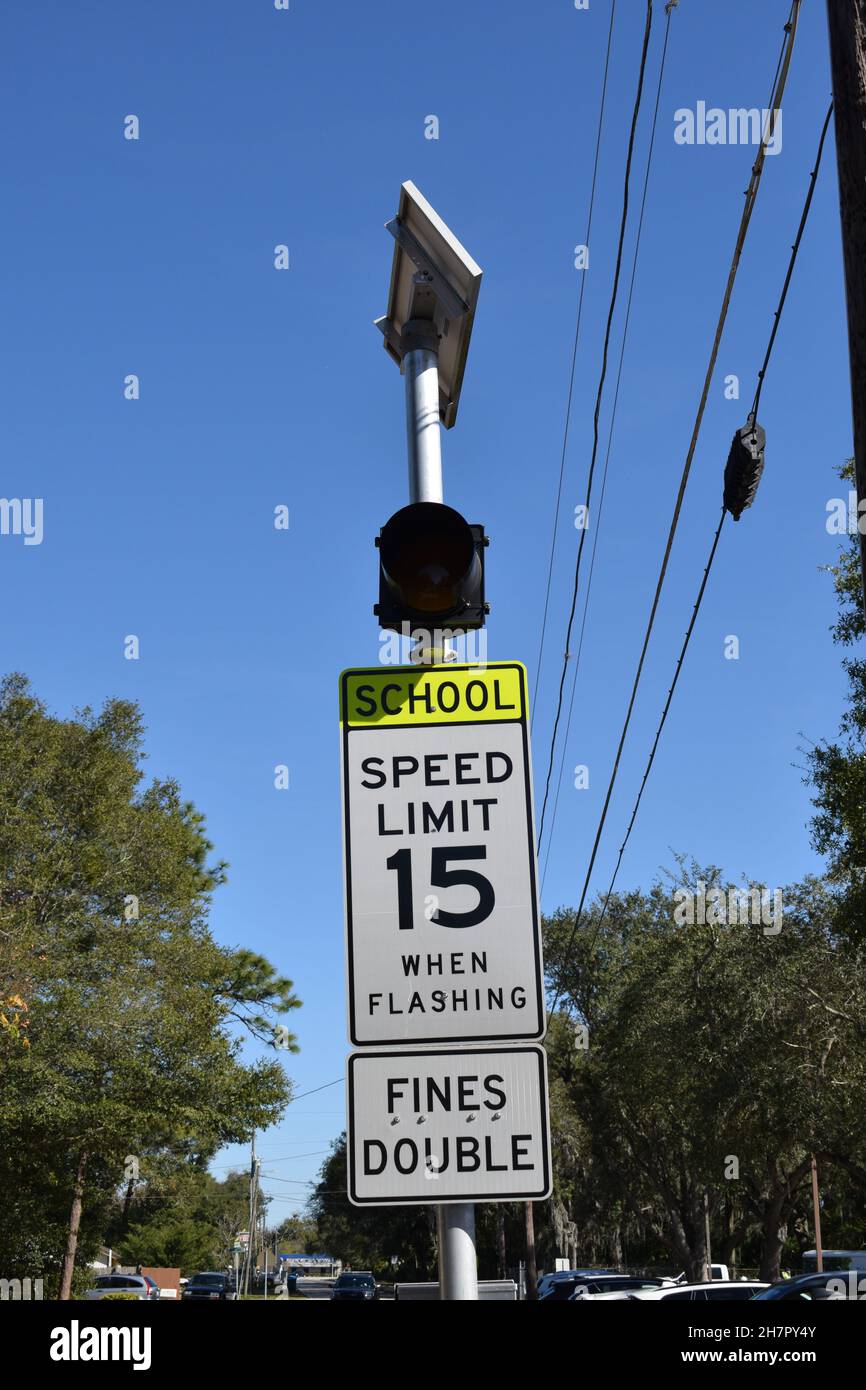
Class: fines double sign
347,1046,552,1205
339,662,545,1046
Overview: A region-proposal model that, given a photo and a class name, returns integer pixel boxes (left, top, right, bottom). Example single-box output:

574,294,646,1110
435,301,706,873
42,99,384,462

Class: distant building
277,1253,341,1278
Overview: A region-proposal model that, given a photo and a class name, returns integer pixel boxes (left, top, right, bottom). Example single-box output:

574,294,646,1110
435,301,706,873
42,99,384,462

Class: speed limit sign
339,663,545,1046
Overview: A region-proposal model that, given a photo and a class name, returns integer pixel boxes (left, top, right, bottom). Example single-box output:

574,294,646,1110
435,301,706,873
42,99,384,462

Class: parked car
614,1280,768,1302
537,1269,618,1299
330,1272,379,1301
569,1277,675,1300
542,1274,670,1301
182,1271,237,1301
253,1270,285,1293
754,1272,864,1301
85,1274,159,1301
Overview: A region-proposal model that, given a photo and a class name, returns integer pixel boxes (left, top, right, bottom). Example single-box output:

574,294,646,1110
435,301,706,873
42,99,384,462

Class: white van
673,1263,730,1283
803,1249,866,1274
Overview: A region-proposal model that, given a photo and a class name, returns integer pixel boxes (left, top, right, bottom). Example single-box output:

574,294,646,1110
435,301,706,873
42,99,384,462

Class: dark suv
330,1272,379,1302
182,1272,237,1301
253,1270,284,1294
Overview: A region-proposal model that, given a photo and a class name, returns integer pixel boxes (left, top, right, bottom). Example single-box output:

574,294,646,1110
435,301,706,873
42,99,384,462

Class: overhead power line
540,0,677,889
536,0,657,848
261,1176,317,1186
567,97,835,974
749,101,835,425
259,1149,331,1165
532,0,618,729
547,0,805,1012
289,1078,343,1102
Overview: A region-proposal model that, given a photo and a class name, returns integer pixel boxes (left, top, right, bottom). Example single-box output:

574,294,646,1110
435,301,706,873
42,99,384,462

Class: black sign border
347,1045,552,1206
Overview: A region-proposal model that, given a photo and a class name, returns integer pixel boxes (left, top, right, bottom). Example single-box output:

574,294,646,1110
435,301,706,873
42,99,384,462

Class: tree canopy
0,676,300,1295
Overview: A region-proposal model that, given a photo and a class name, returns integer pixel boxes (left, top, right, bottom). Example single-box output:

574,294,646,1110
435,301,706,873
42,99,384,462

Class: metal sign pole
438,1204,478,1301
403,320,456,668
404,326,443,504
402,324,478,1303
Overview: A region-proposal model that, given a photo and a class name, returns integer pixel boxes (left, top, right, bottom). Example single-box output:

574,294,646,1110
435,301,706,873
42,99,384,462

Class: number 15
385,846,495,930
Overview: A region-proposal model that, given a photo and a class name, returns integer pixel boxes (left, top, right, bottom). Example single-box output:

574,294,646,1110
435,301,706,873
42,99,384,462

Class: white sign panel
347,1046,552,1206
339,663,545,1046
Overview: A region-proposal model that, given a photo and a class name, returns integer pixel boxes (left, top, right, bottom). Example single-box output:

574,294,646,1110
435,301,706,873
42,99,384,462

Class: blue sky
1,0,854,1215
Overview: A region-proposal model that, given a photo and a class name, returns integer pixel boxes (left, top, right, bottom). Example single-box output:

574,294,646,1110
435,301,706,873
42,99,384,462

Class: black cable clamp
723,419,766,520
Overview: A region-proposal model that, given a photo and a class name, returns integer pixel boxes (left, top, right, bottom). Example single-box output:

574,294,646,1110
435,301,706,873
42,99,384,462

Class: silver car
85,1273,159,1300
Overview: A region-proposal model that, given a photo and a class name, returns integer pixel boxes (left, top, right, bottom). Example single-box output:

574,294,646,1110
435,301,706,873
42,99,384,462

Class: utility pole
243,1131,258,1299
524,1202,538,1300
497,1208,507,1280
811,1155,824,1272
704,1190,713,1282
827,0,866,623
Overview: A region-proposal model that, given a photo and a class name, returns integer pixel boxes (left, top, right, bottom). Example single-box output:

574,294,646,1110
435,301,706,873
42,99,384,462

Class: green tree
117,1167,253,1274
275,1212,320,1253
309,1136,435,1280
0,676,301,1296
543,869,866,1282
808,460,866,944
